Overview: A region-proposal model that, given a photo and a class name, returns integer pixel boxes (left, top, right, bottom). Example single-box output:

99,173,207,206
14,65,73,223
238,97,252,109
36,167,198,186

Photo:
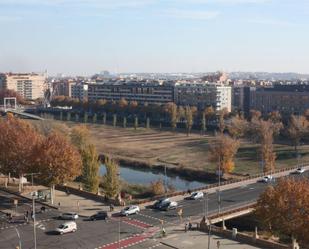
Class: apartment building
88,81,175,104
249,85,309,116
175,83,232,111
0,73,46,100
71,83,88,100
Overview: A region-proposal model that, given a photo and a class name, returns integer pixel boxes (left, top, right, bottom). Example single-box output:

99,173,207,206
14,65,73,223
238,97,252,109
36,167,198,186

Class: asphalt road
0,171,308,249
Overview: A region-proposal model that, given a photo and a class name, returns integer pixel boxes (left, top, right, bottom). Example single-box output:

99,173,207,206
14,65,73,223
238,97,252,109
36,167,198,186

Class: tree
67,112,71,121
83,112,88,123
101,157,120,199
184,106,193,136
146,117,150,129
118,98,128,112
93,113,97,123
286,115,308,152
255,178,309,246
227,114,248,138
81,144,100,193
150,179,165,196
218,108,228,133
250,118,282,173
204,106,215,126
123,117,127,128
34,132,82,186
134,116,138,130
165,102,178,131
0,116,42,177
113,114,117,127
70,125,89,151
0,89,25,105
208,134,240,175
201,112,206,135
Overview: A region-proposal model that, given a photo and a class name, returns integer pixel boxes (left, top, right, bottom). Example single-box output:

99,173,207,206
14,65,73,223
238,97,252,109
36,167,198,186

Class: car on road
153,198,170,209
260,175,273,183
55,221,77,235
294,167,305,174
89,211,108,221
58,212,79,220
159,201,178,211
121,205,140,216
189,191,204,200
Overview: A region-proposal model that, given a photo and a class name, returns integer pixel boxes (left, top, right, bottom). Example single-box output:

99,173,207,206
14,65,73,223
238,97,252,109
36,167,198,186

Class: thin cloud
249,18,294,26
168,0,271,4
0,15,22,22
0,0,157,9
165,9,220,20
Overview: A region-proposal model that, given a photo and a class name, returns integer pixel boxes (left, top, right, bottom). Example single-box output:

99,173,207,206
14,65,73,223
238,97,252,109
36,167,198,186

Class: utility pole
32,196,37,249
218,157,221,216
164,165,167,196
15,227,22,249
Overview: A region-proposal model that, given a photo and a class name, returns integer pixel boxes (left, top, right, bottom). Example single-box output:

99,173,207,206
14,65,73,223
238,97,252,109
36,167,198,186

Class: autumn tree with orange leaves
0,115,42,178
255,178,309,247
208,134,240,175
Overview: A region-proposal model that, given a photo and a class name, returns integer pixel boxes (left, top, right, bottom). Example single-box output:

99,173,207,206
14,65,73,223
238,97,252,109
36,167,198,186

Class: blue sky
0,0,308,75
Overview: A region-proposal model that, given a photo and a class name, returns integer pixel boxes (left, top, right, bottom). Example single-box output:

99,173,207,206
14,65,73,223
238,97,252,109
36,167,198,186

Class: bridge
0,107,44,120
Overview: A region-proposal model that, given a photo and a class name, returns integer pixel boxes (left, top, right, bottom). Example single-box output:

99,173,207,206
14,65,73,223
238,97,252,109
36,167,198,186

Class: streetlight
117,172,121,249
14,227,22,249
31,193,37,249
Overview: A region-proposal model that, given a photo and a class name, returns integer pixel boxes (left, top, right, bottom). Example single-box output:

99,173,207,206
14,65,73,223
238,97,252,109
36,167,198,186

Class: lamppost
164,165,167,196
117,172,121,249
32,194,37,249
15,227,22,249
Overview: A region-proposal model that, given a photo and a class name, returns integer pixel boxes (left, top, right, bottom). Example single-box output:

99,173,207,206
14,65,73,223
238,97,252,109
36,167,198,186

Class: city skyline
0,0,308,75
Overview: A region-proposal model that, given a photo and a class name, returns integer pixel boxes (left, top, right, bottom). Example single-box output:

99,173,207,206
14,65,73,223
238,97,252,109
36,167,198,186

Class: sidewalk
157,226,262,249
53,189,122,217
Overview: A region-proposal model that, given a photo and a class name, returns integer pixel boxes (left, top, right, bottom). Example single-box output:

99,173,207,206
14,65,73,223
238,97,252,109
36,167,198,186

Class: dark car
153,198,170,209
90,211,108,221
159,201,178,211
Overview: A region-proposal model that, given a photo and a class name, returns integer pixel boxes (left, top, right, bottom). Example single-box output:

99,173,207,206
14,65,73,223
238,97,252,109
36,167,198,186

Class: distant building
87,81,175,105
0,73,46,100
250,85,309,116
52,80,74,97
232,85,245,112
71,83,88,100
175,83,232,111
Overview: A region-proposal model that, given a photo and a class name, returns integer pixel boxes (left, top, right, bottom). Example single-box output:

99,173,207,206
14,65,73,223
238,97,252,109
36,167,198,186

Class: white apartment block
0,73,46,100
71,83,88,100
175,83,232,112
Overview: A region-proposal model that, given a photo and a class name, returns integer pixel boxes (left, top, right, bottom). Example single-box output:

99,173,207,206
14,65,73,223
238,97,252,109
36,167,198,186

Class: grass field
52,121,309,177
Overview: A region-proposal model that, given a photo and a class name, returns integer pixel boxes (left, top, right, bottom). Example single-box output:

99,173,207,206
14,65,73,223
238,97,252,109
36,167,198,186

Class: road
0,171,308,249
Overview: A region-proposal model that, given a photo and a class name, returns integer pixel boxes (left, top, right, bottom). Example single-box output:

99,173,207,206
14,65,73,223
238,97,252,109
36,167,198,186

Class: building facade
71,83,88,100
175,83,232,111
88,82,175,104
249,85,309,116
0,73,46,100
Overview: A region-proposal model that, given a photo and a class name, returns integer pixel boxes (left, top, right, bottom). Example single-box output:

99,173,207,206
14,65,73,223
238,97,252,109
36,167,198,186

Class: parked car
55,221,77,235
153,198,170,209
260,175,273,183
189,191,204,200
295,167,305,174
159,201,178,211
121,205,140,216
58,212,79,220
89,211,108,221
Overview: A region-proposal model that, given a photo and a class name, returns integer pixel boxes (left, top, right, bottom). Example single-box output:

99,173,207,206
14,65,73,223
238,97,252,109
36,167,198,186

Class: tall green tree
101,157,120,199
184,106,193,136
165,102,178,131
81,144,100,193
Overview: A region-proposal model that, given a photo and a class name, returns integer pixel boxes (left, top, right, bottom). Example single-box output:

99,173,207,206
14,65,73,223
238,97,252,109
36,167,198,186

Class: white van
55,221,77,235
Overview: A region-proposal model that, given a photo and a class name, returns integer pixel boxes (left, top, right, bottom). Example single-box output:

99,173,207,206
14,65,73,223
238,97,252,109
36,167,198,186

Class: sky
0,0,308,75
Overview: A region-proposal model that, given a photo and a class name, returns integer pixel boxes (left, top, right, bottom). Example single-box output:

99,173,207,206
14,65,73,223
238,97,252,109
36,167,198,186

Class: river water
100,165,207,191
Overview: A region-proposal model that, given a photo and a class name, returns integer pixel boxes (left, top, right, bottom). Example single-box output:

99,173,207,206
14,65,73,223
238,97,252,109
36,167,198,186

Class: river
100,164,207,191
